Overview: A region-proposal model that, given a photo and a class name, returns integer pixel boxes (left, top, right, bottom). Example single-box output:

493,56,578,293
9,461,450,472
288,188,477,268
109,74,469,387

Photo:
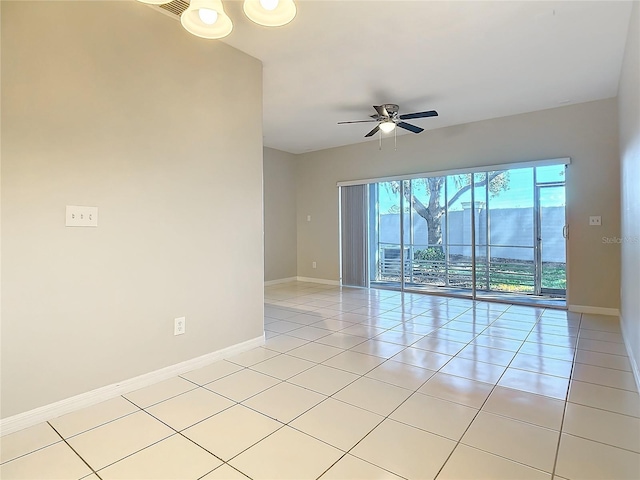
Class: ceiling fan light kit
137,0,296,39
379,120,396,133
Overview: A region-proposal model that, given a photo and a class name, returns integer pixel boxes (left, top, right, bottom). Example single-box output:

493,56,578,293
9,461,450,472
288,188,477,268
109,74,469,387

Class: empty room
1,1,639,479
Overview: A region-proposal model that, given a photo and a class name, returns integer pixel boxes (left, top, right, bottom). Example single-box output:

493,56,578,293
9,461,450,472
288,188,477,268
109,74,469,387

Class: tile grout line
564,397,640,419
432,306,555,479
160,324,385,474
315,299,492,478
566,377,639,394
251,296,441,478
47,421,104,480
196,462,253,480
555,431,640,455
118,395,261,479
307,299,537,478
550,312,584,479
312,300,568,475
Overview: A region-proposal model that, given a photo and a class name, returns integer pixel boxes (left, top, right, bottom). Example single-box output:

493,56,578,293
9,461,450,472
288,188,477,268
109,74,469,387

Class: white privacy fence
378,206,566,263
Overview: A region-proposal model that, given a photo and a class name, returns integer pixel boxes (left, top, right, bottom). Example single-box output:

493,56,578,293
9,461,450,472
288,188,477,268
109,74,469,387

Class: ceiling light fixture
180,0,233,39
243,0,296,27
379,121,396,133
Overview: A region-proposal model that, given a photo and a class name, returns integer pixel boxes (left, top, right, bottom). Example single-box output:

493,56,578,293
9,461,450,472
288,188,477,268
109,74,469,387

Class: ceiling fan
338,104,438,137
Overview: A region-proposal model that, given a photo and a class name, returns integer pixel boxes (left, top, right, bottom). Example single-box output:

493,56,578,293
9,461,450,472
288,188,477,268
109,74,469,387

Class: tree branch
409,193,429,218
446,171,505,208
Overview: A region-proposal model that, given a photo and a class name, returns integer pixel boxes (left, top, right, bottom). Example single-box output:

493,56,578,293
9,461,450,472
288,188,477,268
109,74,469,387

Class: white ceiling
192,1,633,154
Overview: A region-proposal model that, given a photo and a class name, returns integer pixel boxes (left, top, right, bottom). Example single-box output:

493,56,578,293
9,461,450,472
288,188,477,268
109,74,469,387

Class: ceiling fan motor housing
382,104,399,116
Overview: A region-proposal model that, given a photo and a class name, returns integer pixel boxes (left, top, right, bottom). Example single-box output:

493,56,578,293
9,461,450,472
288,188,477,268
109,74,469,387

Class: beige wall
1,1,264,417
296,99,621,310
618,2,640,381
264,147,297,281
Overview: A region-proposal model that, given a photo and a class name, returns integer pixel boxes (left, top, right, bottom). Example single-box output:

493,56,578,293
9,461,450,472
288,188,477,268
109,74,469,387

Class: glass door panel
402,180,416,288
487,168,535,293
371,182,403,289
538,185,567,295
404,177,448,289
445,174,473,293
473,173,489,291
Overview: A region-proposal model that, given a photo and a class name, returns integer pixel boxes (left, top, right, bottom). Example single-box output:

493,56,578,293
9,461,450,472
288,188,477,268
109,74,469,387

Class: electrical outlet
174,317,186,336
589,216,602,226
312,261,317,269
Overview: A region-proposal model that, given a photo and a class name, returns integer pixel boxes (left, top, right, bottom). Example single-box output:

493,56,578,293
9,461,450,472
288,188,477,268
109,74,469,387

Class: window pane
536,164,565,184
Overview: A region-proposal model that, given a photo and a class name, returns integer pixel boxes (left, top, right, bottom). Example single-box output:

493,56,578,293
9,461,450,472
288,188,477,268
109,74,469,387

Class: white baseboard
296,276,340,286
264,277,297,286
568,305,621,316
620,313,640,394
0,335,265,436
264,277,341,287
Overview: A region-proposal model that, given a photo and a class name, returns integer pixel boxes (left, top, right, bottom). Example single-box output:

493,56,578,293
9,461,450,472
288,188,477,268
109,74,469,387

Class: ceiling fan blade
338,119,379,124
373,105,389,117
365,125,381,137
397,122,424,134
399,110,438,120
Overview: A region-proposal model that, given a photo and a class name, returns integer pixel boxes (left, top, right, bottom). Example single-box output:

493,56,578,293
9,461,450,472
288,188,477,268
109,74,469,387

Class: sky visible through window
378,165,565,214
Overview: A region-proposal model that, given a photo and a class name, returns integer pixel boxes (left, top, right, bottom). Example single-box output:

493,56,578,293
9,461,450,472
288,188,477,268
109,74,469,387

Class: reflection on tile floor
1,281,639,479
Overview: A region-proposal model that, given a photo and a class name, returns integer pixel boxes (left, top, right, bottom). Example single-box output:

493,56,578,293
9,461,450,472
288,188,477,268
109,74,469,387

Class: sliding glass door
362,162,567,306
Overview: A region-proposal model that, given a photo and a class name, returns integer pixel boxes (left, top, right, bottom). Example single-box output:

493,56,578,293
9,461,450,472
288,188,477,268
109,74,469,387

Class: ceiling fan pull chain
379,130,382,150
394,125,397,151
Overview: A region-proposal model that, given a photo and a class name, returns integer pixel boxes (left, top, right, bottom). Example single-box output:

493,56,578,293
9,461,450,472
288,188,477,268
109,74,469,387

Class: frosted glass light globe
379,121,396,133
198,8,218,25
243,0,295,26
259,0,279,11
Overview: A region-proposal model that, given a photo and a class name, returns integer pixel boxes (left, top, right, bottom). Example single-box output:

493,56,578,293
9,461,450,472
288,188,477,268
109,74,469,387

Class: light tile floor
2,281,639,479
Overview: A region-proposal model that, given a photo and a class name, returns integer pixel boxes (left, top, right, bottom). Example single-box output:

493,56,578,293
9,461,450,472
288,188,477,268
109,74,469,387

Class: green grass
381,260,566,293
541,265,567,290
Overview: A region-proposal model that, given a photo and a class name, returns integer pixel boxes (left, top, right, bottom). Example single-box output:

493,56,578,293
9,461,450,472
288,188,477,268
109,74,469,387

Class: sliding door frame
339,158,570,306
535,181,568,297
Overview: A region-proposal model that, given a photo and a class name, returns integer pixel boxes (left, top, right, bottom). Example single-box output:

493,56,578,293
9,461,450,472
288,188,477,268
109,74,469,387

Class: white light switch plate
66,206,98,227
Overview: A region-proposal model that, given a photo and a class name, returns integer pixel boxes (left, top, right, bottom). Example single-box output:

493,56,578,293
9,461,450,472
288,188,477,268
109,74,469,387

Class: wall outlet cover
174,317,186,336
